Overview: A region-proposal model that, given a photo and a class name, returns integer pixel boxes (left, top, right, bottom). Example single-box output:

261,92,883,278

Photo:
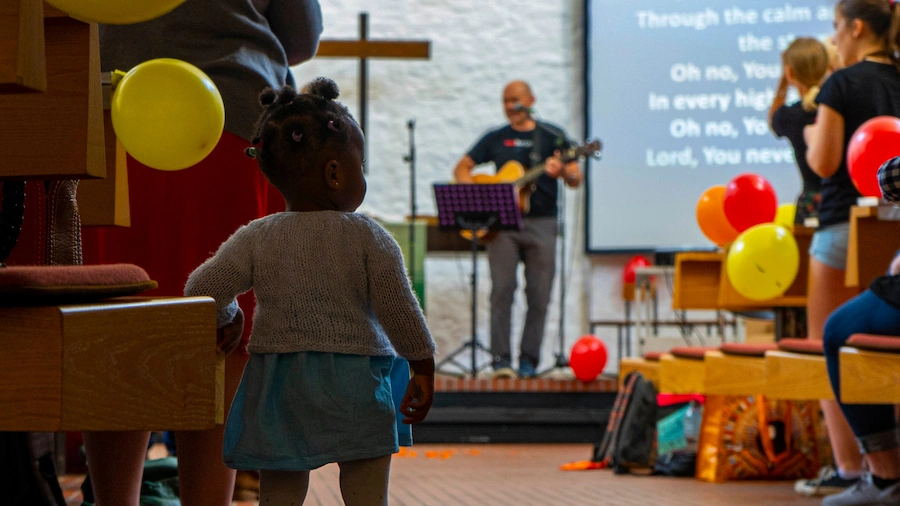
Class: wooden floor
61,444,822,506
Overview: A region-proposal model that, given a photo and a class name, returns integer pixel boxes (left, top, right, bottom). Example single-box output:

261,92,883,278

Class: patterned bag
696,395,820,483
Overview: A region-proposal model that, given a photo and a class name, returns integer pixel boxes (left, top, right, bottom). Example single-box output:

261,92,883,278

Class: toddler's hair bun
259,86,299,107
301,77,340,101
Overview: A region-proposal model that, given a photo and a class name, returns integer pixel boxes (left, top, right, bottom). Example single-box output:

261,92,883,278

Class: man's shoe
492,358,516,379
517,360,537,378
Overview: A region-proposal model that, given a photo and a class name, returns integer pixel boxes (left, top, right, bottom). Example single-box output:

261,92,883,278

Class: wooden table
845,205,900,289
673,226,813,311
0,296,222,431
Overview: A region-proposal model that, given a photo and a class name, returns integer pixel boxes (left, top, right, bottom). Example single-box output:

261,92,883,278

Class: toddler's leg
259,470,310,506
337,455,391,506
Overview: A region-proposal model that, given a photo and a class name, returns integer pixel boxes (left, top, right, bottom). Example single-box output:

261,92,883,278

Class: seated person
818,156,900,505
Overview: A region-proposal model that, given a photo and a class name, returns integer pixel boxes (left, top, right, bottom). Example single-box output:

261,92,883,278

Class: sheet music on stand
433,183,523,233
432,183,522,376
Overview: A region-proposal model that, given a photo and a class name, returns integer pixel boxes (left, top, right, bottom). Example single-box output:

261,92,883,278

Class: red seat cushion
0,264,158,305
847,334,900,354
670,346,718,360
643,351,663,361
720,342,778,357
777,338,824,355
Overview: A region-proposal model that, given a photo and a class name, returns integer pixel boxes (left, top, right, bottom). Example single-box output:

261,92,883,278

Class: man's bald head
502,80,535,125
503,80,533,98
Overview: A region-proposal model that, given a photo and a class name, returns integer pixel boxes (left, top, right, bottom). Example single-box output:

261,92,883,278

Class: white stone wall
291,0,691,372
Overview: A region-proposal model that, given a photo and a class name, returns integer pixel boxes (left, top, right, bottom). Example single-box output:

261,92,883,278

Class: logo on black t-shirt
503,138,533,148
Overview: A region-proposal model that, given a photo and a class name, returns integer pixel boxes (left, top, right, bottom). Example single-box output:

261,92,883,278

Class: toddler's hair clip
244,147,258,159
327,120,339,132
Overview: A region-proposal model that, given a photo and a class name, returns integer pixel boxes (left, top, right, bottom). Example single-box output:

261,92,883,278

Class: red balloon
848,116,900,198
569,335,608,383
623,255,651,284
723,173,778,232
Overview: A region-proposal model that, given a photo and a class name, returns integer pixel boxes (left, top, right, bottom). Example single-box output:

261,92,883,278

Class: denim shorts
809,222,850,270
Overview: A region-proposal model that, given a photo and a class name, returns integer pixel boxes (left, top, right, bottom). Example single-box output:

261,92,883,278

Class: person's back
817,60,900,227
770,37,830,224
100,0,322,141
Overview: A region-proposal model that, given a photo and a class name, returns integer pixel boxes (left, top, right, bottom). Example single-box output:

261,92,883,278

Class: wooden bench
658,347,713,394
703,343,775,396
764,339,834,401
839,334,900,404
0,296,222,431
591,317,736,363
618,352,661,390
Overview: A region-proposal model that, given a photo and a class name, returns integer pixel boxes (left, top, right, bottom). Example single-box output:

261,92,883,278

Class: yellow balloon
726,224,799,301
775,203,797,228
111,59,224,171
44,0,186,24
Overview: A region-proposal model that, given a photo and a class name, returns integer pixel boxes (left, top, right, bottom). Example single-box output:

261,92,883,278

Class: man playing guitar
453,80,582,379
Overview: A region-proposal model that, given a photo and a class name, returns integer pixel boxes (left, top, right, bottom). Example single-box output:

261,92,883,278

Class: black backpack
592,371,658,474
0,432,66,506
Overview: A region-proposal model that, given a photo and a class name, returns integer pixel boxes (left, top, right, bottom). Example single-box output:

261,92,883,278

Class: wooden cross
315,13,430,172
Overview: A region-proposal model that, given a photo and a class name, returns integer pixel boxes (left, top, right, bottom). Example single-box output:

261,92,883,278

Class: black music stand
433,183,523,377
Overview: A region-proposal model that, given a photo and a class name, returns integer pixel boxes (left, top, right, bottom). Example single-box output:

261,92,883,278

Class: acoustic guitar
460,139,602,242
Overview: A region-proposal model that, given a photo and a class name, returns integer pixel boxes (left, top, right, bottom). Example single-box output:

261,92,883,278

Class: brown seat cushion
643,351,664,361
670,346,719,360
847,334,900,354
720,342,778,357
0,264,157,305
777,338,824,355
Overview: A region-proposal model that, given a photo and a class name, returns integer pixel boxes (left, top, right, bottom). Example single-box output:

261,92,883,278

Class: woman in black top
803,0,900,502
769,37,829,225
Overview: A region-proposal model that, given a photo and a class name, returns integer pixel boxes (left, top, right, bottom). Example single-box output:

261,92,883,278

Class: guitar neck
512,143,595,186
516,164,547,186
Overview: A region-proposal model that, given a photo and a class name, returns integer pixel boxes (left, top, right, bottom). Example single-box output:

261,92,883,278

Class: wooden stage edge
434,375,619,393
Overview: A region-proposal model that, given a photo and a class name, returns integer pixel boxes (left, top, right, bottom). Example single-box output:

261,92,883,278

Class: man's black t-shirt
816,61,900,227
467,122,570,218
772,102,822,194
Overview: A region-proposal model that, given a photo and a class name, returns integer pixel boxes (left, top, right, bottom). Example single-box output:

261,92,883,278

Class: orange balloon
696,185,739,246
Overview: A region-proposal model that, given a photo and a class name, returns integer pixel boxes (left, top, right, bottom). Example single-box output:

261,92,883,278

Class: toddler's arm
185,226,255,328
400,357,434,424
366,223,436,362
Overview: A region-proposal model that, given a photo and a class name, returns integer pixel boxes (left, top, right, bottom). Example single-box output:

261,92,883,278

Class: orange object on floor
560,460,604,471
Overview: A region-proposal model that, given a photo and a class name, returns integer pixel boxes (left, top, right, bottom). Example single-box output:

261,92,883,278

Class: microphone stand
403,119,417,286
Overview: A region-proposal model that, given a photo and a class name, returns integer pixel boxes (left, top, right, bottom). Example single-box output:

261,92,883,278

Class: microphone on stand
513,103,535,115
